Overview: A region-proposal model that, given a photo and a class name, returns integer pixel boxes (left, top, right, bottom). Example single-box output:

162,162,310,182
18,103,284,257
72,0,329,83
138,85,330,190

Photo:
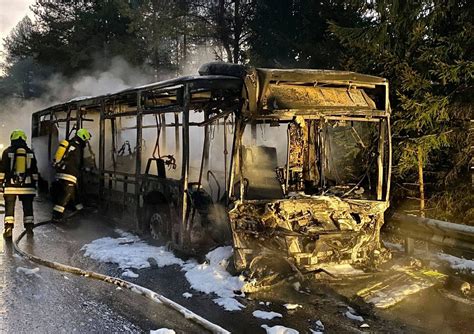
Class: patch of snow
261,324,299,334
436,253,474,274
150,329,175,334
309,319,325,333
81,230,183,270
16,267,40,277
252,310,283,320
344,307,364,322
83,233,246,311
182,292,193,299
122,269,139,278
213,297,245,311
283,303,302,310
183,246,246,311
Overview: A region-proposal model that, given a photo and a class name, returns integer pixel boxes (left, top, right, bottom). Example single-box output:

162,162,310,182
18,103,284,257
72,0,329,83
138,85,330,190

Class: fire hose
13,221,230,334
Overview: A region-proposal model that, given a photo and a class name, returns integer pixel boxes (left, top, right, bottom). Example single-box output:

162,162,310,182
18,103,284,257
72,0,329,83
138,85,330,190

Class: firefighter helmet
76,128,91,141
10,129,27,141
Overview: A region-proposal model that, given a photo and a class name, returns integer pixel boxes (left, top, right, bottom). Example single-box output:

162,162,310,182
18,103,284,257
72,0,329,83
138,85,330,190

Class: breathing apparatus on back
53,139,70,166
9,129,33,185
53,128,91,167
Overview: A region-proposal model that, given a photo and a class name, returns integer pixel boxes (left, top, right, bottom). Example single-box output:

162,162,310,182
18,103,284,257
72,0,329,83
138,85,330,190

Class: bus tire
146,203,171,240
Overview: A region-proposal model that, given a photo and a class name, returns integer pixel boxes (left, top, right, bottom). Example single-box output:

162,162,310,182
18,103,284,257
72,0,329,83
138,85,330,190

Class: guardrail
388,213,474,254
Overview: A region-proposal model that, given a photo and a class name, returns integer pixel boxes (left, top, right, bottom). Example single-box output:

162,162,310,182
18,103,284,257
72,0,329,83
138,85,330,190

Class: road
1,196,473,333
0,198,206,334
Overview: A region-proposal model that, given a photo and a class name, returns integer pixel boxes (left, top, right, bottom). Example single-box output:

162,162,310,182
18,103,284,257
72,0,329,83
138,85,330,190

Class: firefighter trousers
3,194,34,227
52,179,83,220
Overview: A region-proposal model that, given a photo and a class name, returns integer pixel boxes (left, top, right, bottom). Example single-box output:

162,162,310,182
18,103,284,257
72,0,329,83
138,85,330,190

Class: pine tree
330,0,473,216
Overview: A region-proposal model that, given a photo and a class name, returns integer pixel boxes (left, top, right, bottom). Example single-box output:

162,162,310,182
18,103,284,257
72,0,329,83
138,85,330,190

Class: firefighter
51,128,91,223
0,129,38,238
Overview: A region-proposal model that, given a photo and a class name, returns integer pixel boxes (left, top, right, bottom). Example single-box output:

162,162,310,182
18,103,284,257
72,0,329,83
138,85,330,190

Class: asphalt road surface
1,196,473,333
0,198,205,334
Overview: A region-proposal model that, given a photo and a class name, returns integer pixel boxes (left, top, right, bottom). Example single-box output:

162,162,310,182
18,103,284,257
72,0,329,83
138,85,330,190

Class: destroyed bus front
228,69,392,273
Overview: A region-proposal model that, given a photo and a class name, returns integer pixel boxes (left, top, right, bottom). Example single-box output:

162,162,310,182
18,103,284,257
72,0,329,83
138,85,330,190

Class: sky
0,0,34,61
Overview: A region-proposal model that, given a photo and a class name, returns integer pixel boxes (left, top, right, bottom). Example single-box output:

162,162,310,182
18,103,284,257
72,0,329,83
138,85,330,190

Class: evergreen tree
330,0,473,216
249,0,364,68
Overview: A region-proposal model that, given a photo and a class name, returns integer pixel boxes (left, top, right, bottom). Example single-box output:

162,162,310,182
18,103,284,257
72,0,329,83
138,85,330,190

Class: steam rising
0,57,148,144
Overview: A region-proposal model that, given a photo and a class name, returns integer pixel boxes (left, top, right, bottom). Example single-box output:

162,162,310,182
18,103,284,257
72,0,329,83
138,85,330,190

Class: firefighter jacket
54,136,84,184
0,139,38,195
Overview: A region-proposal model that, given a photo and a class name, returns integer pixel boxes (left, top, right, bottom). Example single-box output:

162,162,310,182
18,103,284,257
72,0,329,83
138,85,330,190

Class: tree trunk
417,146,425,218
232,0,241,63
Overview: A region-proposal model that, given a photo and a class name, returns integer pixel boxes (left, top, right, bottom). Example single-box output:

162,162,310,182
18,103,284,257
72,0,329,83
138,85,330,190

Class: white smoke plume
0,56,157,145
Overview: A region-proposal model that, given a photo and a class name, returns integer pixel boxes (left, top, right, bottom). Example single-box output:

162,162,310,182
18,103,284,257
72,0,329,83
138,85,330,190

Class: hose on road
13,220,230,334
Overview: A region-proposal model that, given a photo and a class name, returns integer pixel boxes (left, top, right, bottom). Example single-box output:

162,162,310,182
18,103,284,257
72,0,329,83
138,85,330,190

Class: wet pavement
0,197,205,334
1,196,473,333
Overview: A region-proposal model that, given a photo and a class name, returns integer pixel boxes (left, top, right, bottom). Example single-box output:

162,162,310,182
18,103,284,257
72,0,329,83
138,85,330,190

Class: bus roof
33,65,387,116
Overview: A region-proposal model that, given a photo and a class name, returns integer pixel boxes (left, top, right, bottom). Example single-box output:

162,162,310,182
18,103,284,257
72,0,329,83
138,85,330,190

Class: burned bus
31,62,392,275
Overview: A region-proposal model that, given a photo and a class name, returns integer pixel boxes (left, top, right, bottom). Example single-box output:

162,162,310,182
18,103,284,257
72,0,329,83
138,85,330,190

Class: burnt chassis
227,69,392,274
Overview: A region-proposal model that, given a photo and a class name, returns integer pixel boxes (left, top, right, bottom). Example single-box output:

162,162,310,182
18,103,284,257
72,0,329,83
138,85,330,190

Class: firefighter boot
24,223,34,235
51,211,64,224
24,215,34,235
3,224,13,238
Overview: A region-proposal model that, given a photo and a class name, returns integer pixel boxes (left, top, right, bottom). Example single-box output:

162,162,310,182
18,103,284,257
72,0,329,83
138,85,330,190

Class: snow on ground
81,229,184,275
150,329,176,334
82,234,246,311
16,267,40,278
121,269,139,278
344,307,364,322
383,240,474,275
183,246,246,311
261,324,299,334
252,310,283,320
436,253,474,274
283,303,301,310
309,319,325,333
182,292,193,298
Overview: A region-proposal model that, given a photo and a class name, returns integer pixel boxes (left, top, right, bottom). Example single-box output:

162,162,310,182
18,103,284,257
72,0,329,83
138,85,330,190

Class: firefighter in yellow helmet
0,130,38,238
51,128,91,223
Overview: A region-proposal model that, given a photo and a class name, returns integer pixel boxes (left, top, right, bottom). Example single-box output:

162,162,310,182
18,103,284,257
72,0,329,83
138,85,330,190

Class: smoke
0,56,158,146
0,47,220,148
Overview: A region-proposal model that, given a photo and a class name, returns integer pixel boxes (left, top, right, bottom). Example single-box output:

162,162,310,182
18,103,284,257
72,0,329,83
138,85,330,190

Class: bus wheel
147,204,171,240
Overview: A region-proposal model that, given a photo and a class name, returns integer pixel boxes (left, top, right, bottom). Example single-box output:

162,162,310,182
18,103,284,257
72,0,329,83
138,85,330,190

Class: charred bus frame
32,63,392,274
